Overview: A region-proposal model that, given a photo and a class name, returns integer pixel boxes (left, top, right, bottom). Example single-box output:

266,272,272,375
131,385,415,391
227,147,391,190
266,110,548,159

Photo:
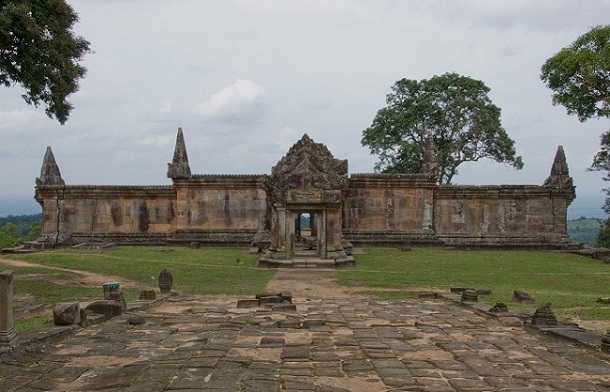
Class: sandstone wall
434,185,572,247
35,185,176,244
173,175,268,230
343,174,436,230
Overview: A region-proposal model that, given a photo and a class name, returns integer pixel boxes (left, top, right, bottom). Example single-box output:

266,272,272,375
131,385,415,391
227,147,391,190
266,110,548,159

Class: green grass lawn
339,248,610,322
1,246,276,331
2,246,610,331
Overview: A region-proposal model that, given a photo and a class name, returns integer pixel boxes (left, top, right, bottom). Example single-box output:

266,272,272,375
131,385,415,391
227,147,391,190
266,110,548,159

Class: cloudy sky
1,0,610,218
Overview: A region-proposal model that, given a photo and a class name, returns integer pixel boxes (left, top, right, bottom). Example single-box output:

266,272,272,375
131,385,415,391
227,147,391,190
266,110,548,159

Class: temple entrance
289,208,325,259
259,134,354,267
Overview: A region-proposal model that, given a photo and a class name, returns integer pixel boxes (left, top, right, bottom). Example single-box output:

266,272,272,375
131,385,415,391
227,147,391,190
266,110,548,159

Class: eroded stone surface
2,294,610,391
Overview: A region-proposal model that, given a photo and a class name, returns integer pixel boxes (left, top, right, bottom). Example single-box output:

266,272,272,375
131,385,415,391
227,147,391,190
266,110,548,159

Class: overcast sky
1,0,610,218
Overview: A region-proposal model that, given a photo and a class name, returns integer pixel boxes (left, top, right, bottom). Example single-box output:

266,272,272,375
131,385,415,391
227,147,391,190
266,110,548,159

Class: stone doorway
259,134,354,267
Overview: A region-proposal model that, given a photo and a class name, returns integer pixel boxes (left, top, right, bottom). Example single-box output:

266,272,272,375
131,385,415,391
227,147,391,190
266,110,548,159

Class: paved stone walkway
2,293,610,391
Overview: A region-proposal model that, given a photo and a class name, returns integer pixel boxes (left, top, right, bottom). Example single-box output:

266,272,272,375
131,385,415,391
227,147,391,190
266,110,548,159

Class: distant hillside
567,216,602,246
0,213,42,236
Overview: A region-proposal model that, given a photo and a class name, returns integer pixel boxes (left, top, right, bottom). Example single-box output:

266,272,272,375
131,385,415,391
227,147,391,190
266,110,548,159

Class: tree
0,0,90,124
541,25,610,122
0,222,21,249
361,72,523,184
541,25,610,247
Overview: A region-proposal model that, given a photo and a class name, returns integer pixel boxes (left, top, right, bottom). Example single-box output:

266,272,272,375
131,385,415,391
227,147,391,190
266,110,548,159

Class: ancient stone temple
34,128,578,266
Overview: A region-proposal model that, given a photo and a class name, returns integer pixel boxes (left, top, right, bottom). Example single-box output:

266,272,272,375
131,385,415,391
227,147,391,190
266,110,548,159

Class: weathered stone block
259,296,281,306
269,303,297,312
302,319,325,329
86,300,124,319
489,302,508,313
128,314,146,325
237,299,260,308
461,289,478,303
53,302,81,326
512,290,535,304
531,303,557,326
139,290,156,300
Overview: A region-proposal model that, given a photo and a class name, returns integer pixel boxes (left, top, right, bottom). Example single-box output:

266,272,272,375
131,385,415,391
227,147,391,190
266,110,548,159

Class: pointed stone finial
167,127,191,179
419,135,438,176
543,145,575,203
36,147,65,186
544,146,573,188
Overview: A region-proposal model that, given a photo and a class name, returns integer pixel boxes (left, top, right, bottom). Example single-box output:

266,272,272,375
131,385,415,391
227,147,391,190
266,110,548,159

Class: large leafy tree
541,25,610,246
0,0,90,124
361,72,523,184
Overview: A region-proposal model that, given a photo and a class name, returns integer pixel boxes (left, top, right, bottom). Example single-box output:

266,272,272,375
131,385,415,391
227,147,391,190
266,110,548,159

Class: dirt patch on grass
0,258,143,287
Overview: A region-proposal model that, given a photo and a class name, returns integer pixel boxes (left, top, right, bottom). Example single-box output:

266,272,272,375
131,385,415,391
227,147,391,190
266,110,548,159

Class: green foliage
542,26,610,220
0,213,41,249
541,25,610,122
0,0,91,124
0,222,22,248
339,248,610,322
0,213,41,235
361,72,523,184
596,218,610,248
567,216,602,245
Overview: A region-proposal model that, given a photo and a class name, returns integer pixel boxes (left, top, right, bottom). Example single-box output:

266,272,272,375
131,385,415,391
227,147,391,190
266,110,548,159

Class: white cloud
192,79,268,124
0,109,45,134
137,134,174,147
275,126,301,152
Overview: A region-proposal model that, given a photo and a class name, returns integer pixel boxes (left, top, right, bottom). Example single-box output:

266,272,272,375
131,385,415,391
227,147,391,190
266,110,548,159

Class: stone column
0,270,17,347
318,210,327,258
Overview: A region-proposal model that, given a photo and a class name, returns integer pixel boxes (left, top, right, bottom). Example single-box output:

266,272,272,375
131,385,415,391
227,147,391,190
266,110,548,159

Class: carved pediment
269,134,348,202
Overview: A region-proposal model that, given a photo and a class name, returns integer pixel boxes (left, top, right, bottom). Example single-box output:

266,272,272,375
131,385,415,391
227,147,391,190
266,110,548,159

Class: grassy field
340,248,610,322
1,246,610,332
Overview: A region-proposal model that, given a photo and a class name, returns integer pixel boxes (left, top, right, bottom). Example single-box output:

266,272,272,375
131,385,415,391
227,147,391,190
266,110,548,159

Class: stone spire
419,135,438,176
167,127,191,179
543,146,573,188
543,145,575,203
36,147,65,186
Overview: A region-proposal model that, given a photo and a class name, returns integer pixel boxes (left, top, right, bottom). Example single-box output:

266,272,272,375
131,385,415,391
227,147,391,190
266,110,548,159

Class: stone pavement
2,293,610,391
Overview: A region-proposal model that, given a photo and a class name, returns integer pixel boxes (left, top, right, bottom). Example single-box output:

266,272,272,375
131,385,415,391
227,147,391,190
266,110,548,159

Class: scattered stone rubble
237,292,296,312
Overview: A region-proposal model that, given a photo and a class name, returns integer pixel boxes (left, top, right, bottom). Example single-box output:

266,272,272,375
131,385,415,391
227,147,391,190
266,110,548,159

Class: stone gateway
35,128,577,264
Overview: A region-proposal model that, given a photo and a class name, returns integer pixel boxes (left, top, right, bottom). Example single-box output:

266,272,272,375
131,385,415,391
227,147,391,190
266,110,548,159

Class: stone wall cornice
174,174,268,188
35,185,176,198
348,173,436,188
435,185,570,199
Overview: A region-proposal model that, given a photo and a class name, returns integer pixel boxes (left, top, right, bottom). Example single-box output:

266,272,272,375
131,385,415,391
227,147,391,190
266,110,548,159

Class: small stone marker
102,282,120,300
489,302,508,313
0,270,16,347
531,303,557,326
460,289,478,302
139,290,156,300
512,290,535,304
128,314,146,325
53,302,81,325
108,291,126,311
159,269,173,293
